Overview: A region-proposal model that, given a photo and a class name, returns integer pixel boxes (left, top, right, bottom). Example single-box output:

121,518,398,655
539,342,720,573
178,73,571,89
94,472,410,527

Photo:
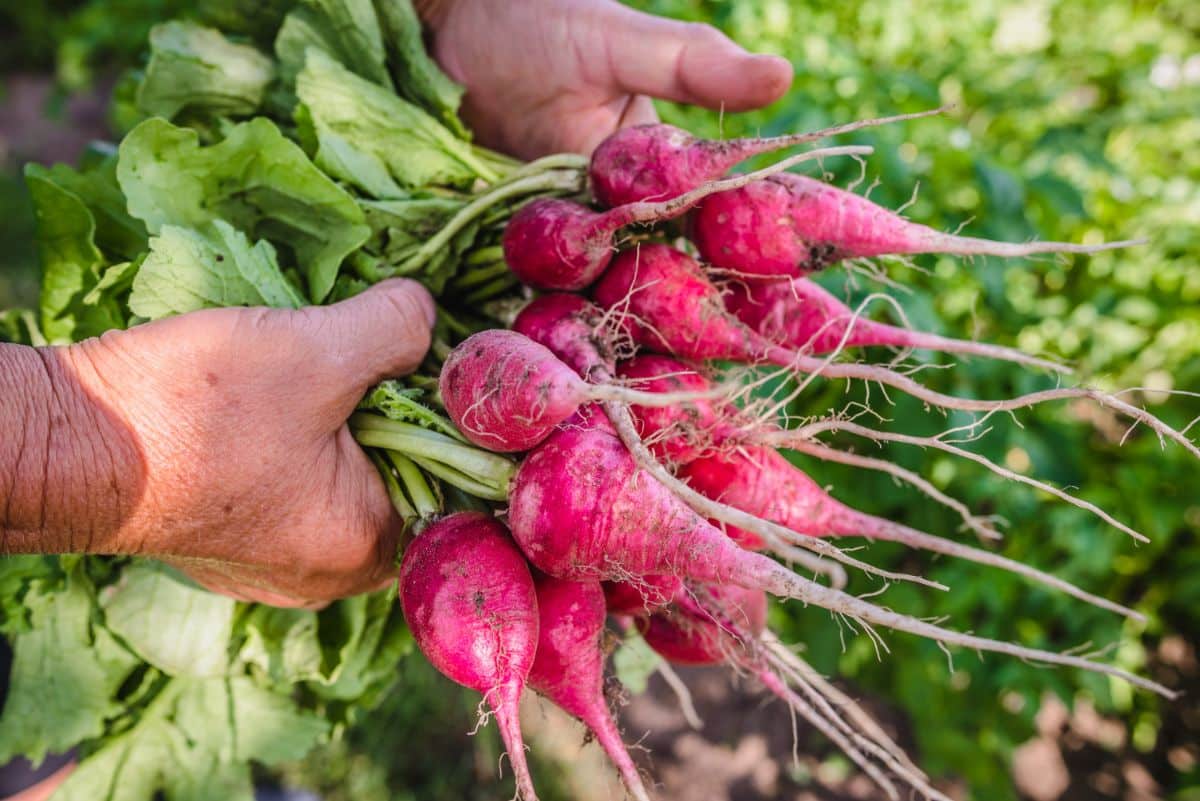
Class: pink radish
679,447,1141,620
613,356,1137,614
614,355,729,465
589,110,944,207
512,297,731,466
510,300,826,565
398,512,541,800
725,276,1069,373
505,407,1171,695
439,329,713,452
639,584,767,666
690,173,1141,277
612,355,1139,615
507,407,817,593
590,244,1199,462
512,297,725,463
591,244,788,363
512,293,615,380
528,575,652,801
603,575,684,616
501,145,870,290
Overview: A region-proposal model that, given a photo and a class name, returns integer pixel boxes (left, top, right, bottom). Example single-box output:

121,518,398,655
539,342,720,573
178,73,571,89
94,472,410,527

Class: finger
570,94,660,155
301,278,436,396
604,6,793,112
8,762,76,801
617,94,660,128
341,427,407,590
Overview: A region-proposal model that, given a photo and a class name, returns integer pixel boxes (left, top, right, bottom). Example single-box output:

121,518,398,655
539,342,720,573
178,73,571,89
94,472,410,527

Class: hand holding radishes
419,0,794,158
1,279,436,607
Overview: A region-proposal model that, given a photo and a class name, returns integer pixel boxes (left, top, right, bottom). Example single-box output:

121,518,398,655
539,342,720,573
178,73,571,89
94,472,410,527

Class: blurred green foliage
0,0,186,88
1,0,1198,798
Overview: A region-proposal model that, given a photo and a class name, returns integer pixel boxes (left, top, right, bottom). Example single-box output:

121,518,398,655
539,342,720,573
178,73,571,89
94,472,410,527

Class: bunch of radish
392,113,1191,800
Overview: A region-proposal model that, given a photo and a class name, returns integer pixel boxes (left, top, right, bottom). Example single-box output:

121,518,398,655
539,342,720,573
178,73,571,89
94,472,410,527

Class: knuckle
378,287,434,367
686,22,724,45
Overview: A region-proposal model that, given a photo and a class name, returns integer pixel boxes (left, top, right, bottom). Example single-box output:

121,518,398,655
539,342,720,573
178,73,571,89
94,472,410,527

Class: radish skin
439,329,722,452
594,404,1173,695
725,276,1070,373
512,293,616,380
591,244,1200,462
615,354,731,465
589,109,944,207
398,513,541,800
506,408,832,593
510,302,854,583
679,447,1142,620
528,575,652,801
603,575,684,616
501,145,871,290
640,584,767,666
611,355,1141,615
691,173,1143,277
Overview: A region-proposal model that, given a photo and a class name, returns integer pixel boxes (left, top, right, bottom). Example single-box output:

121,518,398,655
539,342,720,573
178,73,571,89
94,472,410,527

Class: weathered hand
2,280,434,607
424,0,794,158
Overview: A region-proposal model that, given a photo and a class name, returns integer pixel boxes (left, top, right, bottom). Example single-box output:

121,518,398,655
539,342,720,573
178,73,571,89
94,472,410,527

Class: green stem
21,310,47,347
481,203,525,228
491,153,590,187
397,170,583,276
463,275,519,305
369,451,417,521
472,143,522,171
442,484,492,514
406,374,440,392
407,454,509,501
386,451,440,517
351,414,515,491
450,260,511,291
454,145,501,184
435,303,473,336
465,245,505,266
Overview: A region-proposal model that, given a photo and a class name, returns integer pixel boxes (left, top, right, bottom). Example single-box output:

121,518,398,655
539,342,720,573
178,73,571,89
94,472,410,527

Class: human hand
422,0,794,158
11,280,434,607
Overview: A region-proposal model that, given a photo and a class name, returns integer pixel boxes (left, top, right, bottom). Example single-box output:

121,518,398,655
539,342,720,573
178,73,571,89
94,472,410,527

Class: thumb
603,5,794,112
303,278,436,394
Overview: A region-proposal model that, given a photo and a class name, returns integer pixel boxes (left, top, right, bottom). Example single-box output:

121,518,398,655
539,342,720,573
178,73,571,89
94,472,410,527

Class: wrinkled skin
424,0,793,158
1,279,434,607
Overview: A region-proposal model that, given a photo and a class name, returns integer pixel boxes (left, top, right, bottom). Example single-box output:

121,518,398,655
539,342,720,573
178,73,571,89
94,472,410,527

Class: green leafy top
137,21,275,121
117,117,369,302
